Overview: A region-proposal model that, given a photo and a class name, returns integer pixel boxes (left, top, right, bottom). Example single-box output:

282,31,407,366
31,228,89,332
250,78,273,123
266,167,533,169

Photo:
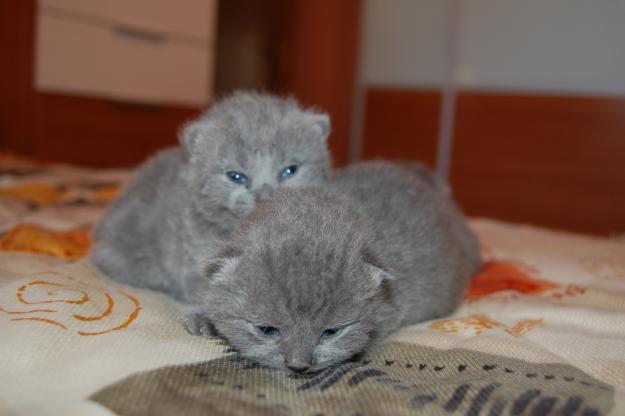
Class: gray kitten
91,91,331,301
184,161,481,373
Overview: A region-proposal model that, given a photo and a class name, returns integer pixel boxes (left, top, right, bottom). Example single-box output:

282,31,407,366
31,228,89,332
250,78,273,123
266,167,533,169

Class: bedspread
1,153,624,416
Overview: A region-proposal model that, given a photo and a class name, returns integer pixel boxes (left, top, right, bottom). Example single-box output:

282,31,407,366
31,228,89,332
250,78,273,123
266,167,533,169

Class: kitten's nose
254,184,274,202
286,363,310,373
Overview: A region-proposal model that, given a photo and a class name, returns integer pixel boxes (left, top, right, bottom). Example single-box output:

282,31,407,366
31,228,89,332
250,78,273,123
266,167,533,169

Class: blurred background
1,0,624,235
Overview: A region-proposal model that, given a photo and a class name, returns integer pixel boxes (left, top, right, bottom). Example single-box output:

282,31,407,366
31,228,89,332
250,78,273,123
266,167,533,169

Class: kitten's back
91,148,186,297
331,161,481,324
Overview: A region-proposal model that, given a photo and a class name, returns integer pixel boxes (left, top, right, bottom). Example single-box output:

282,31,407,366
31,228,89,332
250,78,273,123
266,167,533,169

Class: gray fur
91,91,331,301
403,162,451,197
184,161,481,373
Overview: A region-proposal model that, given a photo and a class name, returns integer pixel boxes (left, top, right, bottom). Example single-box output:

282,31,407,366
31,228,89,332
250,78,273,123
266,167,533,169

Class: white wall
360,0,625,95
360,0,449,87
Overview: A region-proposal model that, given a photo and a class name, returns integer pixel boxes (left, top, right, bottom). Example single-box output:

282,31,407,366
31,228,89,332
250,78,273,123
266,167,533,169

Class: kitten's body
185,161,481,372
331,162,480,326
92,148,225,301
92,92,331,301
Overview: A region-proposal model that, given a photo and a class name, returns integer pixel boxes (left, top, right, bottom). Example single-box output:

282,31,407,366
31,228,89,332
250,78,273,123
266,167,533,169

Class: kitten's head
179,91,331,219
187,189,399,373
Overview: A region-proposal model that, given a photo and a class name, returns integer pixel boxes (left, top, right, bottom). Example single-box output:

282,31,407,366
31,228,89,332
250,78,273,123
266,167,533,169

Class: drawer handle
113,25,165,44
110,100,163,111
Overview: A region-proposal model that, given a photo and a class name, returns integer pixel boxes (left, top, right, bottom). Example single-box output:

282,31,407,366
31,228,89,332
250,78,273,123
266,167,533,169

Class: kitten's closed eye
226,171,248,185
279,165,298,180
257,325,280,336
321,322,354,339
322,328,339,337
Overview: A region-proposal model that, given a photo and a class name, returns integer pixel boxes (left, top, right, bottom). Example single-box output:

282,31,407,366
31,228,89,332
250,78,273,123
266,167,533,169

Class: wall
360,0,625,94
356,0,625,234
360,0,448,88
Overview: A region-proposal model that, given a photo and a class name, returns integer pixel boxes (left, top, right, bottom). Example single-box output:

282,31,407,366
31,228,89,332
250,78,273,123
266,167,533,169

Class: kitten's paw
181,312,215,337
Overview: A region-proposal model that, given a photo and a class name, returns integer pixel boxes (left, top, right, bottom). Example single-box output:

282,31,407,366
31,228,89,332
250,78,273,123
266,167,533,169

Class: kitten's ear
179,118,214,156
362,248,395,302
185,246,243,302
303,112,331,142
203,246,243,283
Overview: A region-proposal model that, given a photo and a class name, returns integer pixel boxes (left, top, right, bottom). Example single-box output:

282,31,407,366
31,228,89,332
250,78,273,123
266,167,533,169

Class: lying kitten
184,161,481,373
92,91,331,301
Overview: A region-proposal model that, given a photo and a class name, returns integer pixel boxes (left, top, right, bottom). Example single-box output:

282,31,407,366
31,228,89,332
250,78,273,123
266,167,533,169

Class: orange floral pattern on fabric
430,315,545,337
0,271,141,336
0,224,92,260
505,319,545,337
430,315,504,335
0,182,120,206
0,182,62,205
579,256,625,280
465,261,560,301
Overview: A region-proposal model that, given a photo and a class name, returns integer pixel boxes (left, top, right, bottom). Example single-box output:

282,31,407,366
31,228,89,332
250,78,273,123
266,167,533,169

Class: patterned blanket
1,153,624,415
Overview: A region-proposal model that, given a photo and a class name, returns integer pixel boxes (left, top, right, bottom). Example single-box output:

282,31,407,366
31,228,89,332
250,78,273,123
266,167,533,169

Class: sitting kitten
184,161,482,373
92,91,331,301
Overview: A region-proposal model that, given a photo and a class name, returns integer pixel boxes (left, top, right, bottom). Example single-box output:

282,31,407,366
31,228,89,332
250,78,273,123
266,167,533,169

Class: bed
1,152,624,416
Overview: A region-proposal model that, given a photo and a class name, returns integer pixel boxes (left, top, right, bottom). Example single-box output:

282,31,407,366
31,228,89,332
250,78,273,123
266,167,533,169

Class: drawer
39,0,217,42
35,14,213,107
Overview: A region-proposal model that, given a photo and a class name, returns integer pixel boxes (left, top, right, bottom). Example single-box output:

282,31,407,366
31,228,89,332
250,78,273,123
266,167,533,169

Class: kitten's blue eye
257,325,279,336
279,165,298,179
226,171,248,185
322,328,340,337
